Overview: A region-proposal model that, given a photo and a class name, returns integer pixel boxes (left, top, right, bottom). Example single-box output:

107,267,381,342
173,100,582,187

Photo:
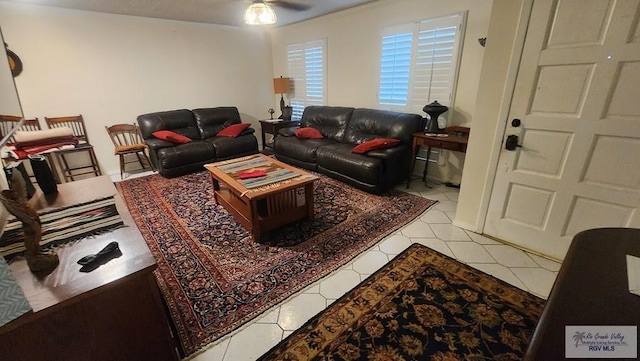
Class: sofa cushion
295,127,323,139
300,106,354,142
274,135,334,164
218,123,251,137
344,108,421,144
206,134,259,160
152,130,192,144
193,107,242,139
317,143,383,186
156,141,216,169
352,138,400,153
137,109,201,140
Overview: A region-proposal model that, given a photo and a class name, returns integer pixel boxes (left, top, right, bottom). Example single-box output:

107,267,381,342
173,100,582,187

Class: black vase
423,101,448,133
282,106,293,121
29,155,58,194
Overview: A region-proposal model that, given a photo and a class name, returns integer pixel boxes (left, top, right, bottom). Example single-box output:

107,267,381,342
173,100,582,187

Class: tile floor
176,180,562,361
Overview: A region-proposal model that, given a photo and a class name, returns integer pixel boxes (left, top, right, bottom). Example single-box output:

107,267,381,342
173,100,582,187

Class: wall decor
4,43,22,77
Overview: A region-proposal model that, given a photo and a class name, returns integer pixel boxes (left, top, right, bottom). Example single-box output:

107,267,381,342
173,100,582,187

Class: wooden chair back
44,115,90,143
0,115,42,145
105,123,145,150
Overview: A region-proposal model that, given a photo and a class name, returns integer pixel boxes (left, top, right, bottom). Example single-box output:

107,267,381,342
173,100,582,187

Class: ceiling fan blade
267,0,312,11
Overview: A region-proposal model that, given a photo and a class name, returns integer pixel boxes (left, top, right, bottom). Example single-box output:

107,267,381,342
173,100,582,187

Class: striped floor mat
0,196,125,260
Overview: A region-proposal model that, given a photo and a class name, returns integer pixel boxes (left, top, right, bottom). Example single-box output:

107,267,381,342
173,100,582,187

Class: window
378,13,466,115
287,39,326,119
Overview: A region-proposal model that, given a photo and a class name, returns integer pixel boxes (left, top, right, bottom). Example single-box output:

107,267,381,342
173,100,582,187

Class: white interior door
484,0,640,260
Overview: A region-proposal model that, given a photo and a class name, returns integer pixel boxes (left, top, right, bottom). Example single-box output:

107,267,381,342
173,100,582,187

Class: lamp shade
244,2,277,25
273,77,291,94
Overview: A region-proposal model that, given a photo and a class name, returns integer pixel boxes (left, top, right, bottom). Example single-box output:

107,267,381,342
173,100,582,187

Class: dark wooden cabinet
0,177,179,361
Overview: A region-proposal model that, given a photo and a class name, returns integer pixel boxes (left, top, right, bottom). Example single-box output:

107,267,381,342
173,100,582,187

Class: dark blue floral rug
259,243,545,361
116,171,435,356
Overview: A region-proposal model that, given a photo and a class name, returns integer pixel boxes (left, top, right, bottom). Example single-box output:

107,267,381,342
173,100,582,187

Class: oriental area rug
116,171,435,356
259,243,545,361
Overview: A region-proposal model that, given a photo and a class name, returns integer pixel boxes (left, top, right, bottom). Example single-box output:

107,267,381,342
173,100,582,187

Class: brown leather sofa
137,107,258,178
274,106,422,194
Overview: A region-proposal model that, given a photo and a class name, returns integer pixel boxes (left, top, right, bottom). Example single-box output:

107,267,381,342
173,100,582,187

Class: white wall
455,0,529,231
269,0,492,183
0,1,275,176
0,36,22,118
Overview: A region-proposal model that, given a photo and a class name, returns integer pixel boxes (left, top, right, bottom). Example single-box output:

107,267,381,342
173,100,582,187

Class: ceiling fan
264,0,311,11
244,0,311,25
252,0,312,12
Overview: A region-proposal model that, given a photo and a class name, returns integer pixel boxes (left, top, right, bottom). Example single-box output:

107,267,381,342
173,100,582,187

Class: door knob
505,134,522,151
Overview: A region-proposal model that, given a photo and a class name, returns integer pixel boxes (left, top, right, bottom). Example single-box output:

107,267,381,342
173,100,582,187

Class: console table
524,228,640,360
408,126,469,187
0,176,178,361
259,119,300,152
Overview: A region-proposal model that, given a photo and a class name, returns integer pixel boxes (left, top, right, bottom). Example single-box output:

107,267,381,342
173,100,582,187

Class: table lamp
273,76,291,118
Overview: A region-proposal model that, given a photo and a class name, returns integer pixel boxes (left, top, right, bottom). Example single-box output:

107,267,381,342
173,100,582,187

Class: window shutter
287,39,326,119
378,13,465,116
411,14,464,114
378,27,414,107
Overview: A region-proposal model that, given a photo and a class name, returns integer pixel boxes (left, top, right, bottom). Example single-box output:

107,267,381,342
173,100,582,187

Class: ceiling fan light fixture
244,2,277,25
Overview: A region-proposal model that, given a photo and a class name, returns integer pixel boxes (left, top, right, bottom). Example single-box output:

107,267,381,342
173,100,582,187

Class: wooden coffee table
204,154,318,242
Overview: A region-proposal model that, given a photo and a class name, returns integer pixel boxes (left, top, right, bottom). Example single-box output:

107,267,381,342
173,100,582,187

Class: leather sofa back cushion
137,109,200,140
300,106,354,142
193,107,242,139
352,138,400,153
218,123,251,137
152,130,192,144
295,127,323,139
344,108,421,144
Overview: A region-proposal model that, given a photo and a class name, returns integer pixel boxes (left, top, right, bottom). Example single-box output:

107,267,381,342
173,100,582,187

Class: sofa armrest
144,137,175,151
239,128,256,137
365,144,411,160
278,127,300,137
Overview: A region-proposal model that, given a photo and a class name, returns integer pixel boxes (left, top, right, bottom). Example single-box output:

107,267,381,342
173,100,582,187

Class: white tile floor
178,180,562,361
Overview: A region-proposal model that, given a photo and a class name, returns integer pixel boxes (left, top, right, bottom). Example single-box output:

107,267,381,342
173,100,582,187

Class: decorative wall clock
5,43,22,77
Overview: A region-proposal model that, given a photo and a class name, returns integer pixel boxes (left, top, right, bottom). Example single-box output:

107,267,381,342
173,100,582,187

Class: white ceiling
4,0,379,27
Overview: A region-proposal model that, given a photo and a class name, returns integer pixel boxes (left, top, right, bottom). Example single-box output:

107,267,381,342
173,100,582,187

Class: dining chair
0,116,63,185
44,114,102,182
0,115,42,145
105,123,153,179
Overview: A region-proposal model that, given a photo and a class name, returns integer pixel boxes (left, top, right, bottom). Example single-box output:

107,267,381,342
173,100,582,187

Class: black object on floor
445,182,460,188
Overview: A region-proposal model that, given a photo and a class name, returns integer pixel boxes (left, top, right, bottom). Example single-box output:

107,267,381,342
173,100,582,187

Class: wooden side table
259,120,300,151
408,126,470,188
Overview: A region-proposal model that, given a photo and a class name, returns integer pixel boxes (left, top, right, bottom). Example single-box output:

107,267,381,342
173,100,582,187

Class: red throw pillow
218,123,251,137
295,127,323,139
352,138,401,154
152,130,192,144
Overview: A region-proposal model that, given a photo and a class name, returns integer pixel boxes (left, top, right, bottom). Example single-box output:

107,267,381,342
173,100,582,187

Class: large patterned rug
259,243,545,361
116,171,435,356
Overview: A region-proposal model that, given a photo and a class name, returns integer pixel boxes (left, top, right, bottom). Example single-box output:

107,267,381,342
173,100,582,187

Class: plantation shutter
378,25,414,108
287,39,326,120
378,13,465,115
410,14,465,114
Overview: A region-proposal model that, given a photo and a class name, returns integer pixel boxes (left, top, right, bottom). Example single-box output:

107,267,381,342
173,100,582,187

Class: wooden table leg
305,183,314,219
422,146,432,182
407,145,420,188
250,199,261,242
